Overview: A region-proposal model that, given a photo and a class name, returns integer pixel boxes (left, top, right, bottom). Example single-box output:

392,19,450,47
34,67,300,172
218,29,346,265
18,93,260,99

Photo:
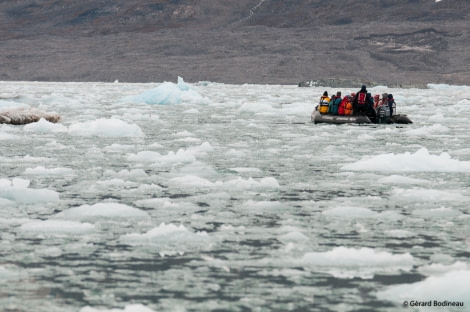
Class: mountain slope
1,0,469,85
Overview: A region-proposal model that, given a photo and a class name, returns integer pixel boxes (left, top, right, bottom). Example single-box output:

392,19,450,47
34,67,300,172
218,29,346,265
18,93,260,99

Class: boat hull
390,114,413,124
311,110,412,125
311,110,372,124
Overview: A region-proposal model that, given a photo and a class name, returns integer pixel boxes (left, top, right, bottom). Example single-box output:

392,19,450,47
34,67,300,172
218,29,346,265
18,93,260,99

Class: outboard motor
376,105,391,124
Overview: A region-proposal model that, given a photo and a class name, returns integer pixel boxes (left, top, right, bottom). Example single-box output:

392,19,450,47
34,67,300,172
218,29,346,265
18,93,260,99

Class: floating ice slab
55,203,149,219
302,247,415,279
0,178,60,203
69,118,144,137
342,147,470,172
120,222,212,256
24,166,74,176
391,188,469,202
322,206,379,218
23,117,67,132
376,270,470,307
80,304,156,312
18,220,95,235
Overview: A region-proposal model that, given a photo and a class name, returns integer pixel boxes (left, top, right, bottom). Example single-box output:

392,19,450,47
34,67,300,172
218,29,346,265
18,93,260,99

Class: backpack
329,96,341,115
328,97,335,114
357,92,367,106
319,96,330,114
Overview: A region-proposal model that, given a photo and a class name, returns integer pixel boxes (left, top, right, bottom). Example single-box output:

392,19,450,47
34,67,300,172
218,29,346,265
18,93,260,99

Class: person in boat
352,85,374,116
381,93,388,106
373,94,380,109
318,91,330,114
387,94,396,116
328,91,342,115
338,95,353,115
376,93,388,110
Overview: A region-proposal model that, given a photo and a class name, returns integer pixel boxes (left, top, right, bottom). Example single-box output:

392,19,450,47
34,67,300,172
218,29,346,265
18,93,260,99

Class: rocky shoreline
298,79,428,89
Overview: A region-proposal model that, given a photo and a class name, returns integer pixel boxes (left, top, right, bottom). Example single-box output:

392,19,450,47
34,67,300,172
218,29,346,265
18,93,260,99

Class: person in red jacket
352,85,374,116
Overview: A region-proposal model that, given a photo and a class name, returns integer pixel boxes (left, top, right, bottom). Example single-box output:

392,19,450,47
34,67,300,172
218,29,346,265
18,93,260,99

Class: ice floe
342,147,470,172
55,203,149,219
302,247,415,279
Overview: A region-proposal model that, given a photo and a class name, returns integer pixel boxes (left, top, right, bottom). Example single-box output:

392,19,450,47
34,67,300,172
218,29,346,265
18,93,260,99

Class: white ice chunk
18,220,95,234
342,147,470,172
121,76,208,105
0,265,24,282
69,118,144,137
55,203,148,219
377,175,430,185
24,166,74,176
23,118,68,133
80,304,156,312
120,222,211,255
322,207,379,218
384,229,417,238
391,188,469,202
302,247,414,279
412,207,462,218
0,178,59,203
376,270,470,307
418,262,468,276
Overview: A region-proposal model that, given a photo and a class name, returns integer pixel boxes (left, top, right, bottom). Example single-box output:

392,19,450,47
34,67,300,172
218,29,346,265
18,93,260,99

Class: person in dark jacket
387,94,396,117
352,85,374,116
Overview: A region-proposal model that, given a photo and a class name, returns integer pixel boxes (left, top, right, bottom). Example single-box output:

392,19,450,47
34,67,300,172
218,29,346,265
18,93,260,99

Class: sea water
0,79,469,312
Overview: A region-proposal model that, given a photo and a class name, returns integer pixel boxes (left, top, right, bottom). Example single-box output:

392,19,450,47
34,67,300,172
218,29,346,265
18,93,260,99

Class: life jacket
344,100,353,115
373,94,380,109
339,96,353,115
328,96,341,115
319,96,330,114
357,92,367,107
